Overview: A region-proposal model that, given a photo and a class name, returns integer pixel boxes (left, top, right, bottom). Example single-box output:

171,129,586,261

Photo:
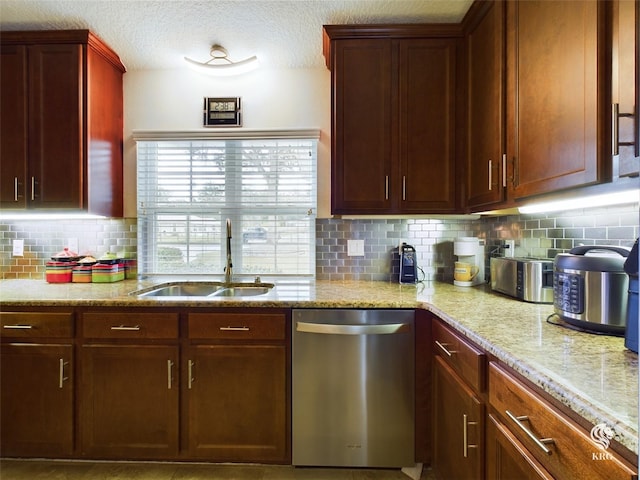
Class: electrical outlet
12,239,24,257
347,239,365,257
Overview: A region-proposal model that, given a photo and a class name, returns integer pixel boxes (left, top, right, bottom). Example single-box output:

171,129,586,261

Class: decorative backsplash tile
0,218,137,279
1,203,637,281
316,218,482,282
316,203,639,282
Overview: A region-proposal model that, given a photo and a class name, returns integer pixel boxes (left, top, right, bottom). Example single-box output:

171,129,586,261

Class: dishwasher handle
296,321,411,335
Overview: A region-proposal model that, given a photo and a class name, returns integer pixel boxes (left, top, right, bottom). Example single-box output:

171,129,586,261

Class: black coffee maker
399,243,418,284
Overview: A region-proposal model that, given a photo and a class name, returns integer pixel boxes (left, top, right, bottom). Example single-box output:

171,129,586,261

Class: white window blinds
135,130,318,276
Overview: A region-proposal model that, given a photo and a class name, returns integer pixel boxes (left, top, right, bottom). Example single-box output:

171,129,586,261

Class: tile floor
0,460,436,480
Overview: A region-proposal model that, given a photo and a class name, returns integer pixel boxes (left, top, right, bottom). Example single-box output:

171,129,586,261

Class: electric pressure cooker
553,245,630,334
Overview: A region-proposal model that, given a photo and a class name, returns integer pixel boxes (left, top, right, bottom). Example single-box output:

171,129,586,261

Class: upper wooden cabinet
464,0,507,210
324,25,462,215
506,1,609,199
0,30,125,216
612,0,639,177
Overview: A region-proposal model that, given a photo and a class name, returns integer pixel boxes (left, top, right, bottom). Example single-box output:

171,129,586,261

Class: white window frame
133,129,319,278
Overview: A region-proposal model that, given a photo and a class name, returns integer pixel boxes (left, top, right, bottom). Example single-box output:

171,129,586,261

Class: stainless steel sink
133,281,274,299
137,283,224,297
210,286,273,297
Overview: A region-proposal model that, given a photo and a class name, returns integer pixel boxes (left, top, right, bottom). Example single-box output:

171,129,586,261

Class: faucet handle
254,276,261,284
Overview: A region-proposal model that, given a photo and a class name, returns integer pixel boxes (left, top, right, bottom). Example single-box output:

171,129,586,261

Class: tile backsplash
316,203,639,282
0,218,137,279
1,203,637,281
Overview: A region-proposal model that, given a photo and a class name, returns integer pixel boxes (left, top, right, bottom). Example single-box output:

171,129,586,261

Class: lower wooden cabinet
80,344,180,459
431,318,485,480
184,311,289,463
0,310,75,457
489,361,637,480
184,344,287,462
75,308,290,463
486,413,553,479
432,355,484,479
0,343,74,456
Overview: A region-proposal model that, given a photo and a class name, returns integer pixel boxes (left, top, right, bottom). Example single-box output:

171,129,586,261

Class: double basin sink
132,281,275,299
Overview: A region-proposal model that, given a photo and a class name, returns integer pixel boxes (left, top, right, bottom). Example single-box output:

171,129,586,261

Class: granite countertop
0,277,637,456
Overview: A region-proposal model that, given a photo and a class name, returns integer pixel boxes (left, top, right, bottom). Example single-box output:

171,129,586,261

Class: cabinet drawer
188,313,286,341
0,311,73,338
432,320,485,392
81,312,179,339
489,362,637,480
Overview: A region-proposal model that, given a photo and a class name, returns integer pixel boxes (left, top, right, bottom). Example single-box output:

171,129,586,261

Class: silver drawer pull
219,326,250,331
59,358,69,388
167,360,174,390
463,413,478,458
110,325,141,331
188,360,195,389
3,324,33,330
505,410,554,455
435,340,456,357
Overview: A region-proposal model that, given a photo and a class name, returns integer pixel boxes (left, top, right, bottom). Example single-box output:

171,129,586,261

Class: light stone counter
0,278,637,456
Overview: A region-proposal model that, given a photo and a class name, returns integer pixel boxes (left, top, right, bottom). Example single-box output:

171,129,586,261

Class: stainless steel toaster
490,257,554,304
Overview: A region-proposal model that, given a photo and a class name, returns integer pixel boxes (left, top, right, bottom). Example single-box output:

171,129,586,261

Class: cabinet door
28,43,83,209
331,38,393,214
0,344,74,456
508,1,605,198
400,38,458,213
80,345,179,458
467,1,507,209
432,355,484,480
0,44,28,209
613,0,639,177
486,413,554,480
185,344,288,463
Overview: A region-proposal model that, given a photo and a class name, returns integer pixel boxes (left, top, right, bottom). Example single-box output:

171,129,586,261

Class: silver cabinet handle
505,410,554,455
167,360,174,389
488,160,493,191
3,324,33,330
385,175,389,200
188,360,194,389
502,154,507,187
402,175,406,200
613,102,638,156
435,340,456,356
58,358,69,389
296,321,410,335
110,325,140,331
219,326,250,331
31,177,35,201
613,103,620,156
463,413,478,458
14,177,18,202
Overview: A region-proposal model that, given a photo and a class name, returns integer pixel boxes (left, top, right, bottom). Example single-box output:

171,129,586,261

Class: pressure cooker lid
554,245,630,272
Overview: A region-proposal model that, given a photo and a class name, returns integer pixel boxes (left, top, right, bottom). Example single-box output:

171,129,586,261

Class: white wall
123,66,332,217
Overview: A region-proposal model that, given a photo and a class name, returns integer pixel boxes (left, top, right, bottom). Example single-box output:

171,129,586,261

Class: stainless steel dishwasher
292,309,415,468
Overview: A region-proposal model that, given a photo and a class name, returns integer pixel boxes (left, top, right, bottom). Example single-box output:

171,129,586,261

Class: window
135,130,318,277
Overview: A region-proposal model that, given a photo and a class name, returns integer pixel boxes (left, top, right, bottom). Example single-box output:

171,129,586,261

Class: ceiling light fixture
184,44,259,76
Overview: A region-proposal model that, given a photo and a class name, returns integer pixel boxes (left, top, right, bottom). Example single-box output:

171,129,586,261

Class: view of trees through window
136,135,317,276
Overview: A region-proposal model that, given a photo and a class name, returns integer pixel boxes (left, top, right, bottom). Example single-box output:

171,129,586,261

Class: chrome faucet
224,218,233,285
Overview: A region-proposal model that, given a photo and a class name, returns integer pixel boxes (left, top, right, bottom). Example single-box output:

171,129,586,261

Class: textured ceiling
0,0,473,71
